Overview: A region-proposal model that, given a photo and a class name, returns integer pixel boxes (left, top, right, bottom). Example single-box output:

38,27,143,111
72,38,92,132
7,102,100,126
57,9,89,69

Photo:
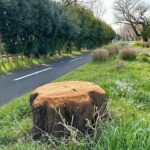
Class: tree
114,0,150,41
60,0,77,6
141,22,150,41
66,6,115,50
0,0,78,56
0,0,115,56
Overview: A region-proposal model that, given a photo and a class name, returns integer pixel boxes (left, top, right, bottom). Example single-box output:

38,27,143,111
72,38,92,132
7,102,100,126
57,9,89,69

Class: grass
0,50,88,75
137,53,150,63
0,55,150,149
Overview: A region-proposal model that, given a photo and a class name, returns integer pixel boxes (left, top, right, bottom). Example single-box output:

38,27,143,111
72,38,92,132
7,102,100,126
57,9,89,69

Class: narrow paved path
0,53,91,107
132,48,150,54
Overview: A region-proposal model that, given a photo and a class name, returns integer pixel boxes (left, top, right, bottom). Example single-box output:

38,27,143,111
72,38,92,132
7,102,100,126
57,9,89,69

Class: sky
102,0,116,28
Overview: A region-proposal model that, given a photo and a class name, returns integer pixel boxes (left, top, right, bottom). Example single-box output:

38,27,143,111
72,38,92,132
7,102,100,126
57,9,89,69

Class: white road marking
14,67,53,81
70,57,83,62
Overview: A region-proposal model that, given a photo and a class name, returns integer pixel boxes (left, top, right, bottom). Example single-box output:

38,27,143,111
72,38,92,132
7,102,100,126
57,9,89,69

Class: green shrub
92,48,109,61
120,49,137,61
137,53,150,63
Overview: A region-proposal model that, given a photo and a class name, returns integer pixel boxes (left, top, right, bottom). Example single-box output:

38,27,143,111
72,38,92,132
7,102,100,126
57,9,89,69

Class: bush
92,48,109,61
137,53,150,63
115,42,128,50
103,44,119,56
120,49,137,61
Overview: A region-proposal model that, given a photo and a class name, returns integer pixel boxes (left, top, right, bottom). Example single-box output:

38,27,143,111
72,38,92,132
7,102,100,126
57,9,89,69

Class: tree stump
30,81,107,139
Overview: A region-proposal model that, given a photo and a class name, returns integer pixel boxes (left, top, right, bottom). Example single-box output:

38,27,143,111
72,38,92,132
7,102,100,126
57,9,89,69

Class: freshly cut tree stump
30,81,107,139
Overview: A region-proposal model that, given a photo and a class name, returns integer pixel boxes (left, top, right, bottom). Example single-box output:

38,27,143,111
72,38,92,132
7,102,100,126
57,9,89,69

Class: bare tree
59,0,105,18
82,0,105,18
60,0,77,6
114,0,150,41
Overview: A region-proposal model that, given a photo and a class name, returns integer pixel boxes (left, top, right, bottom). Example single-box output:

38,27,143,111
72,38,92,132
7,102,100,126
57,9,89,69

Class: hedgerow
0,0,115,57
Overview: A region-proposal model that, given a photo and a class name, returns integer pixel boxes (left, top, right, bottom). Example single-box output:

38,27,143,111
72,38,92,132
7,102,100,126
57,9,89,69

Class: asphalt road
0,53,91,107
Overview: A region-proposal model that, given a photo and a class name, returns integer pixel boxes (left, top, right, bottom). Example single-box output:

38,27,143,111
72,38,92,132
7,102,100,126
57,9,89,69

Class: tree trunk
66,40,72,54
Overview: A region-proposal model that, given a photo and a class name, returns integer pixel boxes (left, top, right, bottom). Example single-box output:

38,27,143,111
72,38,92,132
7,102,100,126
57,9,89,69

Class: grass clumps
137,53,150,63
102,42,128,56
120,49,137,61
92,42,128,62
134,41,150,48
92,48,109,61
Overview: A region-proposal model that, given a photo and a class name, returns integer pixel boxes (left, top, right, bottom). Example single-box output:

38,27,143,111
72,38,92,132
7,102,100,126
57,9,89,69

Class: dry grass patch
103,45,118,56
92,48,109,61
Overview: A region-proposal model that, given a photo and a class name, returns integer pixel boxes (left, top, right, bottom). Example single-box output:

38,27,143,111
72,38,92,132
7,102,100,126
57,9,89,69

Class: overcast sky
103,0,115,27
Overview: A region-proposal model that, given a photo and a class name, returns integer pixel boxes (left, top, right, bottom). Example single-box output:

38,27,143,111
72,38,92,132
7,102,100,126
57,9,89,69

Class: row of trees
0,0,115,57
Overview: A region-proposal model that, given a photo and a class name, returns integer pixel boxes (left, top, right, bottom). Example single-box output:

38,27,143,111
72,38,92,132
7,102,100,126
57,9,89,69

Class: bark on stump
30,81,107,139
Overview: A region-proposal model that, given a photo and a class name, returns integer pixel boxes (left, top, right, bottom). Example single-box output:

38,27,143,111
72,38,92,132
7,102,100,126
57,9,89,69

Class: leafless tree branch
113,0,150,37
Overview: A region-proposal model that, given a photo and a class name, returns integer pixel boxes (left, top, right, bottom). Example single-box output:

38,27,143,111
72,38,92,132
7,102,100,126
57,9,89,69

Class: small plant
116,60,125,71
120,49,137,61
92,49,109,61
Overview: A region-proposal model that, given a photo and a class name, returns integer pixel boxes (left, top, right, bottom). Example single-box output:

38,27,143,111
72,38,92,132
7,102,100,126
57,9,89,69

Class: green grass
137,53,150,63
0,50,88,75
0,56,150,149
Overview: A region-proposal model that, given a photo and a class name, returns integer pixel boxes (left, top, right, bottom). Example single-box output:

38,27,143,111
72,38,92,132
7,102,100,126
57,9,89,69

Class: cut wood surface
30,81,107,138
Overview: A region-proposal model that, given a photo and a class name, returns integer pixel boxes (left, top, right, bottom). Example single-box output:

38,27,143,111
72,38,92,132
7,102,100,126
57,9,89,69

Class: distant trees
121,24,137,40
114,0,150,41
60,0,105,18
0,0,115,57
